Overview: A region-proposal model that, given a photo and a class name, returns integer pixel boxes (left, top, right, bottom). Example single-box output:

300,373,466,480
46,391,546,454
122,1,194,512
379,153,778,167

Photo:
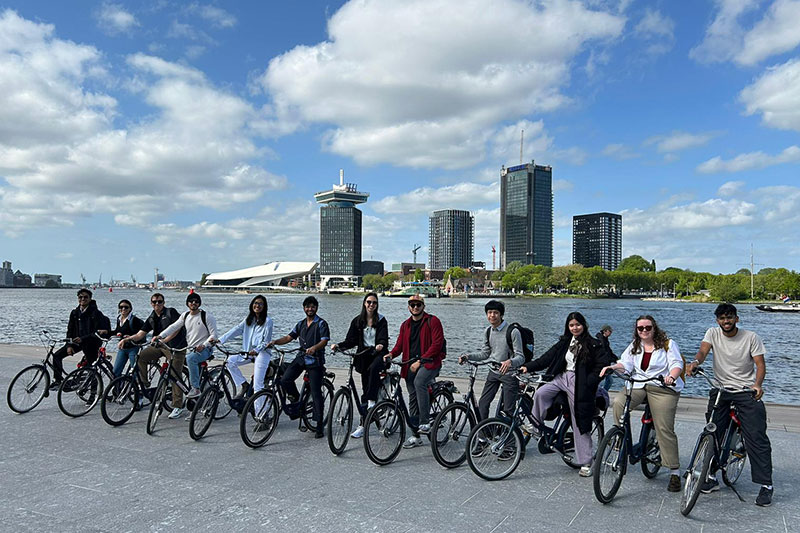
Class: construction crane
412,244,421,264
491,246,496,270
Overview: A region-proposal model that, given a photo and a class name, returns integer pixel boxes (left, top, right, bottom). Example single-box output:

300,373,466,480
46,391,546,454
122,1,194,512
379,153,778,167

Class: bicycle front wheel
7,364,49,414
327,388,353,455
240,389,279,448
207,367,235,420
722,425,747,486
100,375,139,426
301,378,334,432
680,433,714,516
641,426,662,479
563,415,604,469
431,402,475,468
466,418,523,481
593,426,626,504
58,368,102,418
363,400,405,466
146,378,169,435
189,387,220,441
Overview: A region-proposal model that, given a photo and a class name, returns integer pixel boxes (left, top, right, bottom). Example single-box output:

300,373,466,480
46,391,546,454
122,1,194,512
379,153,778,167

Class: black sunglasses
151,300,164,304
636,325,653,332
408,301,423,308
118,305,131,310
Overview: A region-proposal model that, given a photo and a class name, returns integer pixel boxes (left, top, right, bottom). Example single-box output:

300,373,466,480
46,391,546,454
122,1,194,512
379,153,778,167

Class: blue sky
1,0,799,283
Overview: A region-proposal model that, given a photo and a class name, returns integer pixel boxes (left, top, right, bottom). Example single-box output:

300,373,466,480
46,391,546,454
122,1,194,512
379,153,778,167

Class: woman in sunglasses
600,315,684,492
110,299,145,377
331,292,389,438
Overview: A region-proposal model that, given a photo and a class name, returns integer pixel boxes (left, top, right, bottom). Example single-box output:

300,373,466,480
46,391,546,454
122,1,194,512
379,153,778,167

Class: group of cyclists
32,287,775,508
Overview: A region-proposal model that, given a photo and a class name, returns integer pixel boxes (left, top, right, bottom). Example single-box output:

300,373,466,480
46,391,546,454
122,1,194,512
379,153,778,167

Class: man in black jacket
596,325,616,390
50,288,110,389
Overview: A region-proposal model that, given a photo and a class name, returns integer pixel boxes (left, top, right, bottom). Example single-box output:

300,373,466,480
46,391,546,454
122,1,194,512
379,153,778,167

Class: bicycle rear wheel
562,415,604,469
302,378,334,432
641,426,662,479
431,402,475,468
593,426,626,504
58,368,102,418
466,418,523,481
100,375,139,426
680,433,714,516
7,364,49,414
327,388,353,455
722,425,747,486
240,389,279,448
189,387,220,440
146,378,169,435
363,400,405,466
430,388,453,418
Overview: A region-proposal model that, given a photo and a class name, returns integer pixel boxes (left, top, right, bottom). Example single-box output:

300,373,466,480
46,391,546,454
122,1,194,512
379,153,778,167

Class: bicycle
430,357,504,468
188,343,240,440
593,370,666,504
680,367,750,517
326,347,400,455
362,357,455,466
239,347,335,448
99,340,159,426
6,330,71,414
466,371,606,481
57,334,116,418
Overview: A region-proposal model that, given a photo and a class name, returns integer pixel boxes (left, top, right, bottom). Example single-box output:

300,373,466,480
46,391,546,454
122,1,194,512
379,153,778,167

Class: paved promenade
1,344,798,532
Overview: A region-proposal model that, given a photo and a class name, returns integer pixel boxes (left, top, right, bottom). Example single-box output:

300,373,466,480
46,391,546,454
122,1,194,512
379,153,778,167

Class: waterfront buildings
361,260,385,276
391,262,426,276
499,162,553,269
0,261,12,287
203,262,318,289
314,170,369,290
428,209,474,270
34,273,62,288
572,212,623,270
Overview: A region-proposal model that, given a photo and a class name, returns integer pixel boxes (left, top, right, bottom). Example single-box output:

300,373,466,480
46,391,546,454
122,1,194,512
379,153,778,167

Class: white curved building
203,262,318,289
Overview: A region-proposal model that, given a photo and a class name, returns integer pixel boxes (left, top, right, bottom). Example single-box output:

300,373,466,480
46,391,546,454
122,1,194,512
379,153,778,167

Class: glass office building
572,212,622,270
429,209,474,270
499,162,553,269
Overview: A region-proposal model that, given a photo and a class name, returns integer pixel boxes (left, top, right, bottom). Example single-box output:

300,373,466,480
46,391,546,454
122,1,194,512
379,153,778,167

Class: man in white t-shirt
688,303,773,507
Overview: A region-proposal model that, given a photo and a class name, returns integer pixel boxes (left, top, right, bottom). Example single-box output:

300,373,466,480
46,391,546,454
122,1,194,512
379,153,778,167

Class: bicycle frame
609,371,662,473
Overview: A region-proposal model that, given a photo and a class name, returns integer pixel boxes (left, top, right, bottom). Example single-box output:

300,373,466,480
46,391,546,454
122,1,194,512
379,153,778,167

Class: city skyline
1,1,800,283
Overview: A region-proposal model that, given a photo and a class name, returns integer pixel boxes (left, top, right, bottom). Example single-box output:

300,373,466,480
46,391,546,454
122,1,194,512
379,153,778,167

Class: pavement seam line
545,481,563,500
373,497,406,518
567,505,584,527
656,495,665,517
489,515,510,533
460,489,482,506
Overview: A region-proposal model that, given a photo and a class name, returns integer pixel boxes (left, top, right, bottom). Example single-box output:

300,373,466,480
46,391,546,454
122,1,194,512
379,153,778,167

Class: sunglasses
118,305,131,310
151,300,164,304
636,325,654,332
408,302,423,308
365,300,378,305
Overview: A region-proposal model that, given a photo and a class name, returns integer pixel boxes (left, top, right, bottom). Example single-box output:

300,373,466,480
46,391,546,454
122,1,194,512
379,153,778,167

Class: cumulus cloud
371,182,499,215
689,0,761,63
737,0,800,65
740,58,800,131
188,4,237,28
260,0,624,169
697,145,800,173
644,131,720,153
96,3,139,35
718,180,746,196
634,8,675,55
491,120,587,166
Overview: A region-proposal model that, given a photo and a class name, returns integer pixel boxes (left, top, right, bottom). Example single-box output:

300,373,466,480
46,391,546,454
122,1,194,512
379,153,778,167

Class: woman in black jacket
331,292,389,438
111,299,145,377
521,311,608,476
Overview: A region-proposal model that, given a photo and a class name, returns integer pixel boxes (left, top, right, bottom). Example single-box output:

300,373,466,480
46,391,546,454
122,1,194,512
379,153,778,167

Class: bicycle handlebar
609,369,667,385
333,346,374,358
693,367,753,394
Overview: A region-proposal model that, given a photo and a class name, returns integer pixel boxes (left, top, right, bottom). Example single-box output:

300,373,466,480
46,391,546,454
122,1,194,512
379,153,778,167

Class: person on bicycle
153,292,218,407
687,303,773,507
458,300,524,420
269,296,330,439
388,293,445,448
124,293,187,418
600,315,684,492
217,295,273,400
110,299,145,377
331,292,389,439
520,311,608,477
51,288,110,389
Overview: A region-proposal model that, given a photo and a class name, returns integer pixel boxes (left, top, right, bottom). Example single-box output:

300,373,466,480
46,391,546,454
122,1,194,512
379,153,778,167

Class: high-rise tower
499,162,553,269
573,212,622,270
429,209,474,270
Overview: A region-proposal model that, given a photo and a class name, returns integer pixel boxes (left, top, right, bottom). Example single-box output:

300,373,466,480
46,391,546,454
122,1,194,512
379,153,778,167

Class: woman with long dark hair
218,295,273,399
111,299,145,377
600,315,683,492
521,311,609,476
331,292,389,438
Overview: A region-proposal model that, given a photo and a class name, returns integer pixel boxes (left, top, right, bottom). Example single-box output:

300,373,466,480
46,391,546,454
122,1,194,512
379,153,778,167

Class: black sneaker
700,478,720,494
667,474,681,492
755,486,773,507
315,429,324,439
49,381,62,391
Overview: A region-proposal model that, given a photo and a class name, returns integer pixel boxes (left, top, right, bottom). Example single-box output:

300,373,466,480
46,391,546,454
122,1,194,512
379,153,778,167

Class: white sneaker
168,407,186,419
351,425,364,439
402,436,425,449
186,387,201,399
521,422,540,439
418,423,431,434
367,400,376,409
579,465,592,477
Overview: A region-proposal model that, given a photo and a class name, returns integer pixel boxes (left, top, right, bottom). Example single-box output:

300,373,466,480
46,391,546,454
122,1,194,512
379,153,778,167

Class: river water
1,289,797,404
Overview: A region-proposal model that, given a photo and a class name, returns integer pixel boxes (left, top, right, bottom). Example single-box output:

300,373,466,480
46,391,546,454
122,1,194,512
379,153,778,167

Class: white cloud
718,180,746,196
634,8,675,55
740,58,800,131
737,0,800,65
644,131,719,153
491,120,587,166
189,4,237,28
96,3,139,35
371,182,499,215
602,143,639,160
261,0,624,169
696,145,800,173
689,0,761,63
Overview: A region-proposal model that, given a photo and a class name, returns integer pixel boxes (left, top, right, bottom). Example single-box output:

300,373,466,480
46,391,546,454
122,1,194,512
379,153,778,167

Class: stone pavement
1,344,798,532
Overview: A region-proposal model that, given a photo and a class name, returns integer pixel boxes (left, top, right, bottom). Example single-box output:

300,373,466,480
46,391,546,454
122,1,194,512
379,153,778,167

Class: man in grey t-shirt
688,303,773,507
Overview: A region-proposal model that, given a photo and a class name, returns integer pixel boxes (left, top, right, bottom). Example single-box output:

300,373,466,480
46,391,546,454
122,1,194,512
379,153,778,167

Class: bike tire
431,402,475,469
146,378,169,435
327,388,353,455
430,388,453,418
466,417,523,481
189,387,219,441
301,378,334,432
7,364,49,414
563,415,604,469
208,367,235,420
240,389,279,448
680,433,714,516
100,375,139,426
641,426,662,479
593,426,626,504
363,400,405,466
58,368,102,418
722,425,747,486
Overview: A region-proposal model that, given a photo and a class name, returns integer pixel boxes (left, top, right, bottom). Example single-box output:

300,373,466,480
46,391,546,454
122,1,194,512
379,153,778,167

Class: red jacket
389,312,444,378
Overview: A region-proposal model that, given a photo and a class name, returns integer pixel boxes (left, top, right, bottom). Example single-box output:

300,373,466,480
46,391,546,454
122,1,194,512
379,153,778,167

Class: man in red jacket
388,293,445,448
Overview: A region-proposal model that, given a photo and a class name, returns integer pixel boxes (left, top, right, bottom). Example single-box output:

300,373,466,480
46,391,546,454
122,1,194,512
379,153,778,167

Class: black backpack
486,322,535,362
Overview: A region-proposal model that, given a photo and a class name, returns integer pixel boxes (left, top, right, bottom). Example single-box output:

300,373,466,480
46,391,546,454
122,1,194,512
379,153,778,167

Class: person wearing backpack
153,292,218,417
458,300,526,420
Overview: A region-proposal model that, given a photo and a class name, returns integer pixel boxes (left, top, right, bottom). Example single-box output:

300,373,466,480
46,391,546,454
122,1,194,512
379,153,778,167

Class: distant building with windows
361,260,384,277
34,273,62,288
428,209,474,270
0,261,13,287
499,162,553,269
391,262,426,276
572,212,622,270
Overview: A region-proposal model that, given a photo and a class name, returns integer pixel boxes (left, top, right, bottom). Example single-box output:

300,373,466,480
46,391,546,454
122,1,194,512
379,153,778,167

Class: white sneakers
168,407,186,419
417,423,431,434
186,387,201,399
403,436,425,449
579,465,592,477
351,425,364,439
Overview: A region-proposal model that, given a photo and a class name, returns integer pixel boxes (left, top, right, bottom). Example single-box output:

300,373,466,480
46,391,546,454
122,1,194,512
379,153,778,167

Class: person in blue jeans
111,299,145,377
153,292,218,419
